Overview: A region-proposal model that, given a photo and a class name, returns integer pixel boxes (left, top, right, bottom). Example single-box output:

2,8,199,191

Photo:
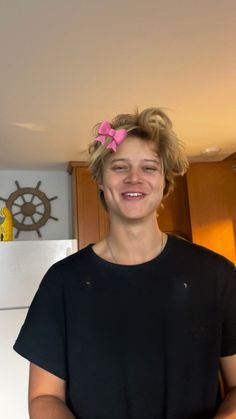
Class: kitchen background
0,0,235,418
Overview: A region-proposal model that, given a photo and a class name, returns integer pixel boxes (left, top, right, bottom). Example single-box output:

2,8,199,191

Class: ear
97,175,104,191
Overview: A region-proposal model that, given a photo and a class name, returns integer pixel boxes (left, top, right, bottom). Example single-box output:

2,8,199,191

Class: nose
124,168,143,184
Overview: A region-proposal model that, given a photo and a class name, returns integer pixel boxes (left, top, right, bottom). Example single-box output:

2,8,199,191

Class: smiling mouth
122,192,146,199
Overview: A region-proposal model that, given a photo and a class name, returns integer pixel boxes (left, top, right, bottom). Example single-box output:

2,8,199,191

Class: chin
120,209,156,222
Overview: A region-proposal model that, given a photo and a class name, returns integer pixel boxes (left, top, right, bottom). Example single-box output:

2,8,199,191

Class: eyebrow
110,158,161,164
143,159,161,164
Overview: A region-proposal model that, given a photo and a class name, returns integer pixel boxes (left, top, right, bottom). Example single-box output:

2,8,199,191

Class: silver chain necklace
106,232,165,264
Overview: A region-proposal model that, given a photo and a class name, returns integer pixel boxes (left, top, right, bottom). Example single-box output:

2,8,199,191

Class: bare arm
214,355,236,419
29,363,76,419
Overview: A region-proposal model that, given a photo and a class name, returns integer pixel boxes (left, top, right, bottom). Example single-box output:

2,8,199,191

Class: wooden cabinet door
158,175,192,240
187,161,236,263
70,163,109,249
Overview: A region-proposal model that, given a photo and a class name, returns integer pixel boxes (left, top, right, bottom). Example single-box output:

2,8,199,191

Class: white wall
0,170,73,240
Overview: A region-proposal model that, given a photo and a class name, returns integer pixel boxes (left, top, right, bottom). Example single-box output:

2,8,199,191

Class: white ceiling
0,0,235,170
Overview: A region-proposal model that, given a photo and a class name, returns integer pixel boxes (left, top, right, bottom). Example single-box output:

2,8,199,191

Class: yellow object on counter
0,207,13,241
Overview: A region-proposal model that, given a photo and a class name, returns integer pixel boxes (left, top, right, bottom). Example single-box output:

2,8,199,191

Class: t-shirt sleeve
13,264,67,380
221,264,236,357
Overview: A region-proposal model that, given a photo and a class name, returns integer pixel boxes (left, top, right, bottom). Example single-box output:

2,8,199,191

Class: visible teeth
124,192,143,197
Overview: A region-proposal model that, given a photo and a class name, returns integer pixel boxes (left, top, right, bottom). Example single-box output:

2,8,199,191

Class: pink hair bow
96,120,127,152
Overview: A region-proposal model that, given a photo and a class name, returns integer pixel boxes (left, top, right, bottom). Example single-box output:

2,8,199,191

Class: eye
111,165,129,172
143,166,158,172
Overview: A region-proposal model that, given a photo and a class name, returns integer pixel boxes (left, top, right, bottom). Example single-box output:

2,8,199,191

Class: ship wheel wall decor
0,181,58,238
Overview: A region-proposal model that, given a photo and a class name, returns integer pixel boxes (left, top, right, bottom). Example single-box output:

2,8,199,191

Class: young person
14,108,236,419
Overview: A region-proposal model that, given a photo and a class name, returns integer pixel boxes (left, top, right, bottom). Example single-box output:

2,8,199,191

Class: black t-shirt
14,235,236,419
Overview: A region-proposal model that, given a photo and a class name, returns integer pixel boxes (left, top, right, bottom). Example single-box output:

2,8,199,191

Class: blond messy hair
88,107,188,208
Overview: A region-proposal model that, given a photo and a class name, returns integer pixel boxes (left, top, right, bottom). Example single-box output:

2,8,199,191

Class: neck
105,217,166,265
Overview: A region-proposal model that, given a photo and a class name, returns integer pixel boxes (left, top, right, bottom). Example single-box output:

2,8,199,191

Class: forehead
105,136,159,162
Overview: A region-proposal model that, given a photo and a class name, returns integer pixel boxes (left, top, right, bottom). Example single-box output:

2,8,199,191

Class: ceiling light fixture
11,122,47,132
201,146,221,157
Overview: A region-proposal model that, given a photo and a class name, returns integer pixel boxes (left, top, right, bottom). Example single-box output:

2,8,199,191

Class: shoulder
38,244,94,290
51,244,93,271
167,234,235,275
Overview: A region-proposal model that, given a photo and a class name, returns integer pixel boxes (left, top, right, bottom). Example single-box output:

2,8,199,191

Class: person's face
98,136,165,223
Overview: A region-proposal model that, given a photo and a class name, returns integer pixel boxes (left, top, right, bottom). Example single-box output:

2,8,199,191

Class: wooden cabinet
158,175,192,240
186,159,236,263
69,162,109,249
